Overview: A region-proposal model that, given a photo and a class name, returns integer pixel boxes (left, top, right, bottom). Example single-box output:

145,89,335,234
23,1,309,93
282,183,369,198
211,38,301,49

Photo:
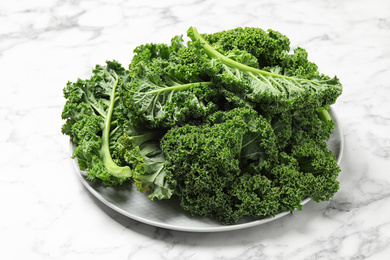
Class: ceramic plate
70,107,343,232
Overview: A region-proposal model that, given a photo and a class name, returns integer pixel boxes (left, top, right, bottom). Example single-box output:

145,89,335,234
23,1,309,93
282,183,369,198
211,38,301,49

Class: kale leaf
62,61,132,185
62,61,174,198
187,27,342,114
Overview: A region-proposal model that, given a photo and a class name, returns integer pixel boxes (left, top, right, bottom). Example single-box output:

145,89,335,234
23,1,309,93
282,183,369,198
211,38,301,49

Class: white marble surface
1,0,390,259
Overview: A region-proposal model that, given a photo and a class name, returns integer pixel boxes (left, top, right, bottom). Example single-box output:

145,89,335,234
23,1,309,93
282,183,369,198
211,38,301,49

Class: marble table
1,0,390,259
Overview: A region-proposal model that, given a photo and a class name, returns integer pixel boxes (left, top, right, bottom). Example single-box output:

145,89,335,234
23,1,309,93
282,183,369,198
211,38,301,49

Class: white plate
70,108,343,232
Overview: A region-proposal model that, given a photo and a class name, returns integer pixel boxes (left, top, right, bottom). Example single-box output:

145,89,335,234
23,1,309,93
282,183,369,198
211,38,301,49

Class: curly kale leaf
160,105,340,225
62,60,174,198
122,37,220,129
187,27,343,114
267,106,335,153
161,121,242,224
62,61,133,185
160,108,280,224
122,71,217,128
207,108,278,171
113,128,173,200
290,139,340,202
202,27,291,68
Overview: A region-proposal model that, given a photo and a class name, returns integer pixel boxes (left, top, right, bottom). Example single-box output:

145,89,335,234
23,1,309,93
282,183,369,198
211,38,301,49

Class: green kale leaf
160,108,280,224
187,27,342,114
62,61,132,185
122,37,220,128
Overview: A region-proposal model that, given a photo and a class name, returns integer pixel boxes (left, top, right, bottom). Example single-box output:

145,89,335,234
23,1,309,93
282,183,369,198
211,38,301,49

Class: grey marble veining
1,0,390,259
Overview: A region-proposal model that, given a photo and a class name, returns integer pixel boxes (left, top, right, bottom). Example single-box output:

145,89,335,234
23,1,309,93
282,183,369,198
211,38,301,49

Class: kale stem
145,82,213,94
317,108,332,122
110,120,118,127
100,71,132,178
110,125,120,137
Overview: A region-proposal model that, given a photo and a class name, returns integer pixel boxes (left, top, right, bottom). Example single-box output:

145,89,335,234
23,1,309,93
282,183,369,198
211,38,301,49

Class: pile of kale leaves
62,27,342,225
